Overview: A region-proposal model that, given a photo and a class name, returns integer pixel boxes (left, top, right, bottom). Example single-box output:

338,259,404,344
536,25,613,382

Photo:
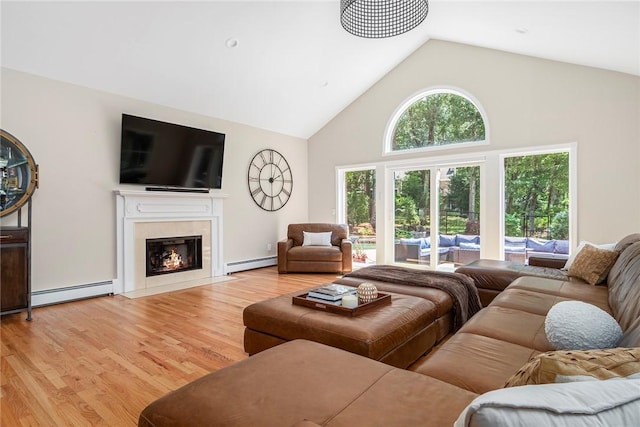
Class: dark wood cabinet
1,129,37,320
1,227,30,316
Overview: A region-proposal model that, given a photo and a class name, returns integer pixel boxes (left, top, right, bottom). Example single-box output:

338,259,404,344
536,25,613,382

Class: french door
392,164,481,268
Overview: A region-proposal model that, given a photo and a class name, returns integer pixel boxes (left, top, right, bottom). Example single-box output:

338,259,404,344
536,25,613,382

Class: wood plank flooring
1,267,341,426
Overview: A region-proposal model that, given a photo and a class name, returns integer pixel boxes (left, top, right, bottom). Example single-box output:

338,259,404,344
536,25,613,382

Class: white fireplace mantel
114,189,227,294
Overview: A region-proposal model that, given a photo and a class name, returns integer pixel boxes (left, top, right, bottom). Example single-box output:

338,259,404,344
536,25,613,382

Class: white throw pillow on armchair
302,231,332,247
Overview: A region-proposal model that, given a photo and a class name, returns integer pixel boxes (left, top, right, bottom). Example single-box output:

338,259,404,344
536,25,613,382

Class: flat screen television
119,114,225,190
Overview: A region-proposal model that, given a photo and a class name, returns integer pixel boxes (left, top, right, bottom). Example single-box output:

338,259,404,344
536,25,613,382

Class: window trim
383,86,490,156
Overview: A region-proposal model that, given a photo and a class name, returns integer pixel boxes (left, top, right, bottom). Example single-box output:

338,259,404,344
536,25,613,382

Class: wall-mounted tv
119,114,225,190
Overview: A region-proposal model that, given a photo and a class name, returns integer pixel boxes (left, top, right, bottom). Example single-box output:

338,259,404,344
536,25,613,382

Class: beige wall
2,39,639,291
309,40,640,251
1,68,308,292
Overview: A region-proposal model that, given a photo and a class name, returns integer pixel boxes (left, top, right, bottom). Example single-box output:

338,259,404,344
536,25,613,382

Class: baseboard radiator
225,256,277,274
31,281,113,307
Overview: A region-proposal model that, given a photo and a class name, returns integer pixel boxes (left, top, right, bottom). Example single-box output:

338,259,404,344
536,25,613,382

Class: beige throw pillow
563,240,616,271
505,347,640,387
566,243,619,285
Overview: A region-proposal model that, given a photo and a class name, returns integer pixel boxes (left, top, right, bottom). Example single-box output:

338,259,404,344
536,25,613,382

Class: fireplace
115,190,224,293
146,235,203,277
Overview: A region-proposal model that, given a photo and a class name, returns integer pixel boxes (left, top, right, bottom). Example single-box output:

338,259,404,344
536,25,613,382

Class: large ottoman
243,290,441,368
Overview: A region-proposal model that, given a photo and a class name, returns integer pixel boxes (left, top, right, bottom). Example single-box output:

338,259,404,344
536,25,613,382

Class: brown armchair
277,223,352,274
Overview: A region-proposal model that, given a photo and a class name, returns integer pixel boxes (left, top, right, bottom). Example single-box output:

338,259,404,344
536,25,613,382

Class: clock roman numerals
248,149,293,212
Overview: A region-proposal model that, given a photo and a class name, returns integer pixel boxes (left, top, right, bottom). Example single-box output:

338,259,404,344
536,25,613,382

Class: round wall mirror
1,130,38,217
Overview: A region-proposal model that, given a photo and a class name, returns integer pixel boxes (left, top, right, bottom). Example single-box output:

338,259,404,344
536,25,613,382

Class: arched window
385,88,488,154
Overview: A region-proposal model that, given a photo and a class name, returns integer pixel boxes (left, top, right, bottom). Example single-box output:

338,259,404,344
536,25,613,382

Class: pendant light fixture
340,0,429,38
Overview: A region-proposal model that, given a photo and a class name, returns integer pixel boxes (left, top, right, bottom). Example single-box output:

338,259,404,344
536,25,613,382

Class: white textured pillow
454,379,640,427
564,240,616,271
302,231,332,247
545,301,622,350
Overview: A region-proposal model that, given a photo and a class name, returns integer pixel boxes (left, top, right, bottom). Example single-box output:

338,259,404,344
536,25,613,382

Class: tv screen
119,114,225,189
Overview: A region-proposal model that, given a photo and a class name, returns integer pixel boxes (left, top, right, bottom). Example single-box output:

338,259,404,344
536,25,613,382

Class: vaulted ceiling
2,1,638,138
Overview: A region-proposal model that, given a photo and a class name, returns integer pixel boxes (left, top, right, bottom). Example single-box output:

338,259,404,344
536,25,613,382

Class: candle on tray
341,294,358,308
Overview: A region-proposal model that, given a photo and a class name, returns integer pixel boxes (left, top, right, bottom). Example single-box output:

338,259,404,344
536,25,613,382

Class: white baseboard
225,256,277,274
31,281,113,307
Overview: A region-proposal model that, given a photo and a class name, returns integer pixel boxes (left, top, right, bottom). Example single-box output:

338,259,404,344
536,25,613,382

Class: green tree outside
393,93,485,150
346,169,375,233
504,153,569,238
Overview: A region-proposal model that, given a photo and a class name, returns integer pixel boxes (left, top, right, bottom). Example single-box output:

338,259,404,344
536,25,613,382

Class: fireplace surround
114,190,225,294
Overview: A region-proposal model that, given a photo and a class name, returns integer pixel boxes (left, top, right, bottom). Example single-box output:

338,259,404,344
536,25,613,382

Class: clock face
248,149,293,211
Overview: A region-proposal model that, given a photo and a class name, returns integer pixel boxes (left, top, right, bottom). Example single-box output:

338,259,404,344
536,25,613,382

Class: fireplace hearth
146,235,203,277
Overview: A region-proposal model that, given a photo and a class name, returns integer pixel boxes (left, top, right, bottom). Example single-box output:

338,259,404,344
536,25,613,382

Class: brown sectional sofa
139,233,640,426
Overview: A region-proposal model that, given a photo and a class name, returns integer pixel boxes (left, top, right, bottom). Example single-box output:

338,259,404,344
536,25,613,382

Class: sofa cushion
459,242,480,250
490,288,573,316
400,237,429,249
554,239,570,255
454,378,640,427
458,306,552,352
287,245,343,262
328,367,478,427
504,347,640,387
567,244,619,285
302,231,332,246
505,236,527,246
412,332,540,394
608,239,640,331
526,238,555,253
508,277,609,304
440,234,458,247
457,234,480,245
621,317,640,348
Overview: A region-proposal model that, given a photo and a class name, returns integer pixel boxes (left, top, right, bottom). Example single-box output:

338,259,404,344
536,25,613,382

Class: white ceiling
2,1,639,139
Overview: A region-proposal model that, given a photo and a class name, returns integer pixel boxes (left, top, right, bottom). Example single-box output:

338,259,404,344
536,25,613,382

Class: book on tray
307,284,357,301
304,296,344,306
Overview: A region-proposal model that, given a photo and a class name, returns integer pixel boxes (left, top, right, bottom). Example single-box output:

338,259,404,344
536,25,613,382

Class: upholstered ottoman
243,290,440,368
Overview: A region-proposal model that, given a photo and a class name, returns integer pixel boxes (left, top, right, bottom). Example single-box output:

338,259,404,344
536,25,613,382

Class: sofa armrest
528,255,567,269
340,238,353,273
277,238,294,273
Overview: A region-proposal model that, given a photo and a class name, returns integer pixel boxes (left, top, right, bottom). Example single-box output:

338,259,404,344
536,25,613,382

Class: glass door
438,165,481,266
393,164,481,268
393,169,431,266
503,151,570,264
343,168,376,266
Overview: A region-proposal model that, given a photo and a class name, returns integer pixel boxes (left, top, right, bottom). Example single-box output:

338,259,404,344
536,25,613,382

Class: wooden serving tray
292,293,391,317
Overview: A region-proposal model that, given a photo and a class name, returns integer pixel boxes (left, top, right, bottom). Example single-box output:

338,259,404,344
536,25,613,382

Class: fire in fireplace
146,235,203,277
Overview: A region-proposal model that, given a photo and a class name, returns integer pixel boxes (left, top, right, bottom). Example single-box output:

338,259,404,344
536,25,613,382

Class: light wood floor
1,267,341,426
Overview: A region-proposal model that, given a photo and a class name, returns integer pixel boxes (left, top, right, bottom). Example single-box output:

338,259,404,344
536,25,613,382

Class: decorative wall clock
247,149,292,211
